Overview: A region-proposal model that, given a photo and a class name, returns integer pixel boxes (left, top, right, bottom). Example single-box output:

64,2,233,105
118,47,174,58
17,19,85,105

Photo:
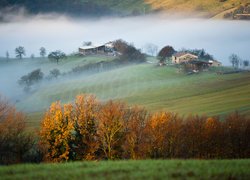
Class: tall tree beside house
157,45,176,64
40,47,46,58
113,39,145,63
48,50,66,64
15,46,26,59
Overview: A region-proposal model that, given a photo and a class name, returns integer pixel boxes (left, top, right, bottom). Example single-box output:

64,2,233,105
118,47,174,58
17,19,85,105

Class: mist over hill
0,0,150,20
1,0,250,20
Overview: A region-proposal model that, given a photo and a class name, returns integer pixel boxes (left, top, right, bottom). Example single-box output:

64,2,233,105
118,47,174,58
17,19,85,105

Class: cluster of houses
78,42,222,71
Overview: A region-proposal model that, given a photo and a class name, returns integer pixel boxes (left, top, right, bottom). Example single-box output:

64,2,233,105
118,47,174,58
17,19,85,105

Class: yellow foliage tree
40,102,74,162
145,112,182,158
73,94,100,160
97,100,126,160
123,106,149,159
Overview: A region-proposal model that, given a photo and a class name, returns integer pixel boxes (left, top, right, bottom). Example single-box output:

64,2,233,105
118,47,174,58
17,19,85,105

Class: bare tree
229,54,240,69
48,50,66,64
15,46,26,59
6,51,9,61
145,43,158,56
40,47,46,58
83,41,92,46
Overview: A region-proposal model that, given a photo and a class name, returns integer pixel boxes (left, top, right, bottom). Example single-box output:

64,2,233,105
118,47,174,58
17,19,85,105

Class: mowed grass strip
0,160,249,180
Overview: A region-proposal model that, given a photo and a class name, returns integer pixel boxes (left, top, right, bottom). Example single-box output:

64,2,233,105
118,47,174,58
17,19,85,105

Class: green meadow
1,56,250,129
0,160,249,180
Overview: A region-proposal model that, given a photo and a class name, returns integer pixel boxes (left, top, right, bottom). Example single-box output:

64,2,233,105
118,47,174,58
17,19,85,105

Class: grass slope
2,57,250,128
0,160,249,179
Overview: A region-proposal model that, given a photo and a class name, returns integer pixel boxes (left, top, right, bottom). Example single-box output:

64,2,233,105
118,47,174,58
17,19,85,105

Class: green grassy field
0,160,249,179
1,56,250,129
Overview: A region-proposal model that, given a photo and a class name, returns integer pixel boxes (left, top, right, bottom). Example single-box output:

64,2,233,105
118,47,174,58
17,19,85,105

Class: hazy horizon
0,13,250,65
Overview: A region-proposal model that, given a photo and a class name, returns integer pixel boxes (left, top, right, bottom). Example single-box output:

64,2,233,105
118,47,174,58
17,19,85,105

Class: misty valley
0,8,250,180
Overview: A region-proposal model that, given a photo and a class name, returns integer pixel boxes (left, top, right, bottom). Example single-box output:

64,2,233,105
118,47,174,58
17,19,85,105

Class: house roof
209,60,221,64
173,52,198,58
79,42,114,50
79,43,105,50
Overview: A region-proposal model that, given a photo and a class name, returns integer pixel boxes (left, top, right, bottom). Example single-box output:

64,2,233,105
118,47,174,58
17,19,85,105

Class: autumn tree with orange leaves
144,112,183,158
39,94,250,162
40,102,75,162
122,106,149,159
73,95,100,160
97,100,127,160
0,95,35,164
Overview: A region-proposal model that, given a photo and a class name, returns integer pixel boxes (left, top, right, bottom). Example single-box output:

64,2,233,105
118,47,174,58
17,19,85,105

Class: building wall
172,54,198,64
212,61,222,67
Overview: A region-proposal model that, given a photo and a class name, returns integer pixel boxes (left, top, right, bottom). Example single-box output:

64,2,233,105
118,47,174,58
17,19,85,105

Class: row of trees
39,95,250,162
7,46,66,64
1,94,249,164
229,54,249,69
7,46,47,60
18,68,62,92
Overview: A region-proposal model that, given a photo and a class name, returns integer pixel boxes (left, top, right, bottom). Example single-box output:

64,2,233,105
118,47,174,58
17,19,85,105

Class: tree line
0,94,249,164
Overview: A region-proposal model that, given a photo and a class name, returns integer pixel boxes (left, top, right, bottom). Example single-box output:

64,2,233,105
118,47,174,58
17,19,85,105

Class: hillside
1,0,250,19
16,59,250,115
0,0,150,17
1,56,247,128
0,160,249,179
145,0,250,18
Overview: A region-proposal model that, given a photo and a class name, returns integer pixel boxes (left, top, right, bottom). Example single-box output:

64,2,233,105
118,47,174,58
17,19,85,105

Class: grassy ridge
1,56,250,128
17,61,250,114
0,160,249,179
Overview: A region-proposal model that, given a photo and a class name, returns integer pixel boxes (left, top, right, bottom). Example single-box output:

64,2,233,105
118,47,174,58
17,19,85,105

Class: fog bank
0,14,250,65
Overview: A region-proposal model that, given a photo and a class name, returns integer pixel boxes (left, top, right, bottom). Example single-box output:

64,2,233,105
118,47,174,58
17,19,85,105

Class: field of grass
1,56,250,129
0,159,249,179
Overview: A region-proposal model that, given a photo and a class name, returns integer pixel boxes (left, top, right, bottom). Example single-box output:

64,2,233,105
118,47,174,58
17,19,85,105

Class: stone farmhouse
172,52,222,71
172,52,198,64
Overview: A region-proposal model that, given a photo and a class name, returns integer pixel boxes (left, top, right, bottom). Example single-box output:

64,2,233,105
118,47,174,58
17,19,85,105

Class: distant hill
145,0,250,19
0,0,249,19
0,0,150,18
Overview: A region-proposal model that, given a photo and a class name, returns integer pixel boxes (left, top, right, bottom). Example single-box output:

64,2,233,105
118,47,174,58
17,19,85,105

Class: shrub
0,95,35,165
